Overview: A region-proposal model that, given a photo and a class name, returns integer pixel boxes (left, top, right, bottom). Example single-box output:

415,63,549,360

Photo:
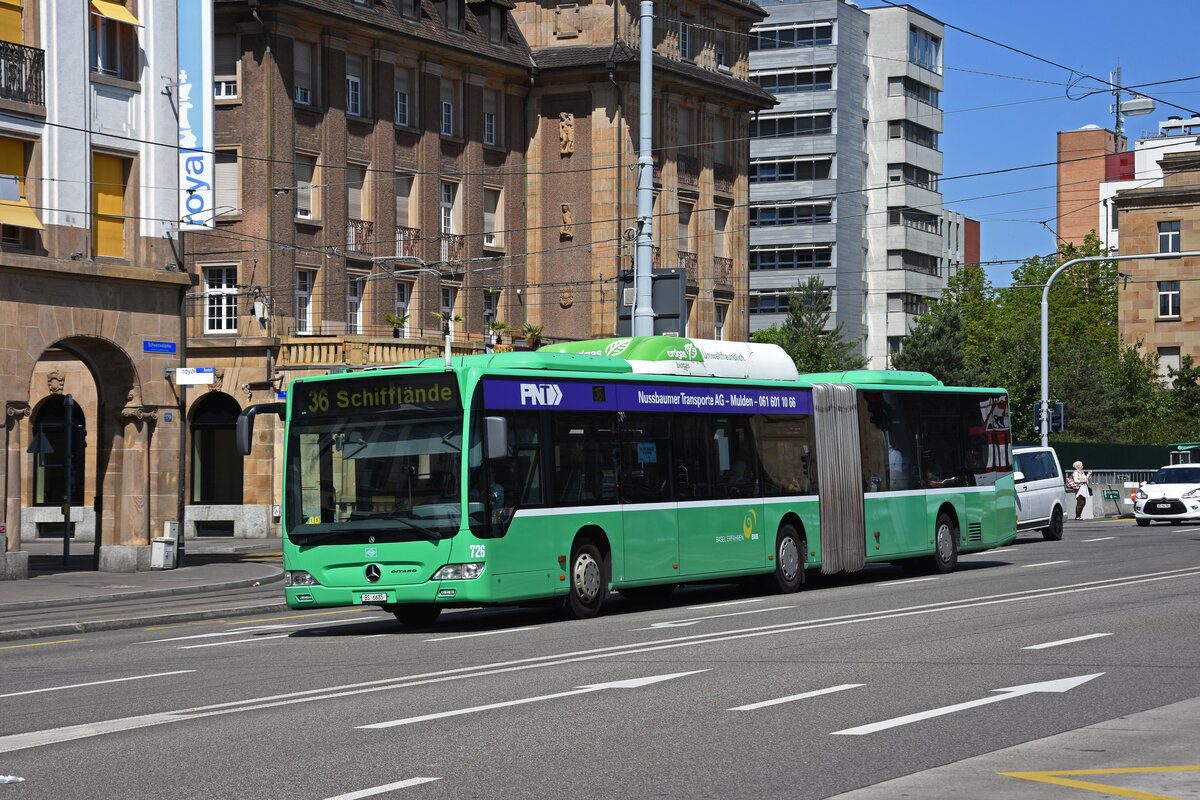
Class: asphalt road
1,519,1198,799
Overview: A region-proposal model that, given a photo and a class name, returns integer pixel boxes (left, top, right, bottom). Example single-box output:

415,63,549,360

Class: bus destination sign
294,373,460,418
483,378,812,416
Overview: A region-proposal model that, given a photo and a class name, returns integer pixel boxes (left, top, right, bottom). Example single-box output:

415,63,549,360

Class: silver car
1134,465,1200,526
1012,446,1066,540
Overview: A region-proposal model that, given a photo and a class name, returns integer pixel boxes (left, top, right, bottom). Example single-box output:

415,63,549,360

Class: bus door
675,414,765,577
618,413,679,582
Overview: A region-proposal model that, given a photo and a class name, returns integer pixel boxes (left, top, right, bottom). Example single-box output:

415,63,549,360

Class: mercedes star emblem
365,564,381,582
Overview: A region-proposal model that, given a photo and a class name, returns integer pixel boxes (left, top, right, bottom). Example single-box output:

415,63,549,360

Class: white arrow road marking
729,683,863,711
1023,633,1112,650
0,671,195,700
323,777,442,800
831,673,1104,736
358,670,708,729
637,605,793,629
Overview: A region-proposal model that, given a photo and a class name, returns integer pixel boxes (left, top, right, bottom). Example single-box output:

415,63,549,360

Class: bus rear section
809,379,1016,575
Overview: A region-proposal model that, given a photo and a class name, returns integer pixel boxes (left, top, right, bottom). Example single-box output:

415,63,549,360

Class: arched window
191,392,243,505
32,396,86,507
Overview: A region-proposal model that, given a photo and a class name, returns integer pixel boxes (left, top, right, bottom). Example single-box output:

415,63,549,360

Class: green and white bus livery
237,336,1015,627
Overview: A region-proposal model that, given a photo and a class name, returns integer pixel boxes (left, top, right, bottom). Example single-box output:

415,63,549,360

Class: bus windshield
284,373,467,544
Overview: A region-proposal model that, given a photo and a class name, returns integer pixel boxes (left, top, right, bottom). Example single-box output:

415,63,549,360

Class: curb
0,602,292,642
0,568,284,613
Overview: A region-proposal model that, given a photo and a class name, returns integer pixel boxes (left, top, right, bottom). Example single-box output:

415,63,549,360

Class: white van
1012,446,1066,540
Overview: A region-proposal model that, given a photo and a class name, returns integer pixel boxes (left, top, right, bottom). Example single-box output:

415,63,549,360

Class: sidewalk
0,537,287,641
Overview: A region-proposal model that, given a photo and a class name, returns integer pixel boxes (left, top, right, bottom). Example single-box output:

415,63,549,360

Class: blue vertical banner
178,0,214,229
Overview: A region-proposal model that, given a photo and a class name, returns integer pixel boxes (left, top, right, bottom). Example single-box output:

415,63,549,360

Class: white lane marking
688,598,765,610
729,683,863,711
1172,527,1200,533
1,567,1195,755
424,627,538,642
963,547,1016,555
1022,560,1070,568
0,671,196,700
359,671,707,729
1081,537,1116,542
178,634,291,649
323,777,441,800
635,605,793,630
1023,632,1112,650
876,577,938,587
832,674,1104,736
141,616,380,644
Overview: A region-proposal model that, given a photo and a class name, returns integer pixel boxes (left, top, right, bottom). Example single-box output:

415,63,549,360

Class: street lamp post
1040,250,1200,446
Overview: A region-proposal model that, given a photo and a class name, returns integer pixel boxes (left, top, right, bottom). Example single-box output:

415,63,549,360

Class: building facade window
888,206,940,234
750,157,832,183
677,18,693,60
345,55,363,116
91,152,127,258
749,201,832,226
394,282,411,335
749,112,833,139
203,265,239,333
750,245,833,270
296,155,317,219
887,75,939,107
347,274,366,334
753,23,833,49
440,181,457,235
887,292,928,316
214,34,238,98
296,268,315,334
483,289,498,324
483,187,501,248
440,79,457,136
214,150,240,213
483,88,498,145
1158,346,1181,381
1158,220,1181,253
887,162,937,190
908,26,941,73
714,303,728,340
440,285,457,336
752,68,833,94
1158,280,1181,318
293,40,313,105
888,119,938,149
89,3,138,80
394,68,412,127
887,249,939,276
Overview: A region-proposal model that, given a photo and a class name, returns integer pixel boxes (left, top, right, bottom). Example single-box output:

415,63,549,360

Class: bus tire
928,512,958,574
1042,506,1064,541
769,525,805,593
389,604,442,628
566,541,606,619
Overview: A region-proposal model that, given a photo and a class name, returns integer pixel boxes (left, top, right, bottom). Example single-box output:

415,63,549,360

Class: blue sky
861,1,1200,286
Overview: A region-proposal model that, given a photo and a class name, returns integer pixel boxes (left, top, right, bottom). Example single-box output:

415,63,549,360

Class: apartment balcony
713,163,735,194
346,219,374,256
714,256,733,288
677,156,699,188
678,250,698,282
394,226,420,258
438,233,465,266
0,42,45,107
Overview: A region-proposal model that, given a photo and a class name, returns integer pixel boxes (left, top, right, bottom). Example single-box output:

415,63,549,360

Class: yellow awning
90,0,141,27
0,197,44,230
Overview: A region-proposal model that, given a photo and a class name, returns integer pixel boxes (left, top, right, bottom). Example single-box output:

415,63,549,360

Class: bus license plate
361,593,388,603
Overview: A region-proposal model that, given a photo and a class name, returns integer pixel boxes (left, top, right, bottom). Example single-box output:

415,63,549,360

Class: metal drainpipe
608,64,623,335
522,66,538,328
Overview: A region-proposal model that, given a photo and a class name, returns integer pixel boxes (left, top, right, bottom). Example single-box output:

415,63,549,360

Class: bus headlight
285,570,320,587
432,563,485,580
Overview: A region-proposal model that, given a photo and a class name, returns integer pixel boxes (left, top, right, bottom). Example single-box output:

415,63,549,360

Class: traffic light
1050,401,1066,433
1033,403,1043,435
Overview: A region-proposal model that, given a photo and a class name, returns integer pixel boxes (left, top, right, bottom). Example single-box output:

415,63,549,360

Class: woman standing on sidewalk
1068,460,1092,520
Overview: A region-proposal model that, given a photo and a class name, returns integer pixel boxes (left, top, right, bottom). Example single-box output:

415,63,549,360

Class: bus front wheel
768,525,805,593
566,541,606,619
928,512,958,574
389,603,442,628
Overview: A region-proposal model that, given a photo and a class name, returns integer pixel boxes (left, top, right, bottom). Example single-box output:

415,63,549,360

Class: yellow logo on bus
742,508,757,539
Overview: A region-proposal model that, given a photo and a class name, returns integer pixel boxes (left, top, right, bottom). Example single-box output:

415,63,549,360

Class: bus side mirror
483,416,508,460
236,402,286,456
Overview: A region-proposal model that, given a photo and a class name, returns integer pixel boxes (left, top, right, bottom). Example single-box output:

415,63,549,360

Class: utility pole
633,0,655,337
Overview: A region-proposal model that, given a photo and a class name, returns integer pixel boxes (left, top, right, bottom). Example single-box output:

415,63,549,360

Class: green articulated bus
237,336,1016,627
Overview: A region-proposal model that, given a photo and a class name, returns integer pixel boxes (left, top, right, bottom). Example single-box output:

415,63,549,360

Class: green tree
751,276,867,373
890,304,984,386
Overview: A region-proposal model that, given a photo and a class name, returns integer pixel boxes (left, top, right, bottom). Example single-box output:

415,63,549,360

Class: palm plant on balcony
383,312,409,338
520,322,544,349
431,310,463,337
484,319,510,347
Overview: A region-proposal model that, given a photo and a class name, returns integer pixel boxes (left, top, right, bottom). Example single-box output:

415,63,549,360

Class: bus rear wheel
566,541,606,619
388,604,442,628
927,512,958,574
768,525,805,593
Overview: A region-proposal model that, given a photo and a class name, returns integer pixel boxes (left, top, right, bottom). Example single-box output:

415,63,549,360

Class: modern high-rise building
749,0,965,368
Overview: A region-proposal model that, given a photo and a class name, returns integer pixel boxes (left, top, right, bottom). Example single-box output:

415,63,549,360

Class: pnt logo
520,383,564,406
